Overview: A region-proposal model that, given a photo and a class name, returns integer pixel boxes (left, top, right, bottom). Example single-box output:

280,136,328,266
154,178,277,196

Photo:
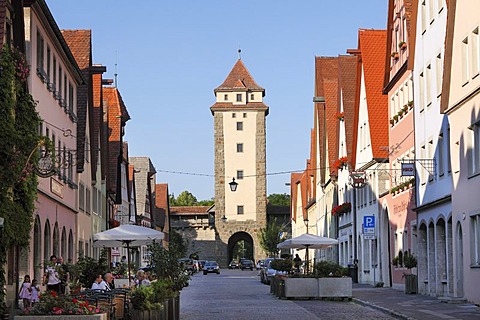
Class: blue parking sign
364,216,375,228
363,216,375,234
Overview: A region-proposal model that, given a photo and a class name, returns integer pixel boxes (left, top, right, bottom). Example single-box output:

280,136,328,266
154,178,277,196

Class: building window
472,28,479,78
436,53,443,97
428,0,435,24
237,122,243,131
462,37,469,85
468,122,480,175
438,132,445,177
419,71,425,112
437,0,443,12
236,143,243,153
426,64,432,106
92,186,98,214
421,1,427,34
428,140,434,182
79,183,85,211
447,126,452,173
58,67,63,101
46,46,51,82
86,188,91,214
224,94,228,101
420,145,426,184
237,205,244,215
232,113,236,118
236,94,242,102
69,82,74,114
471,214,480,266
36,30,44,72
237,170,244,180
243,113,247,118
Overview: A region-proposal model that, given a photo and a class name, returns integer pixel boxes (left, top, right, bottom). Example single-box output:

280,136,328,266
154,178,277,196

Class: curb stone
352,298,417,320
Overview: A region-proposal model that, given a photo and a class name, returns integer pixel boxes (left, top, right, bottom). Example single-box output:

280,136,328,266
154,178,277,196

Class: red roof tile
358,29,389,159
290,172,302,222
170,206,210,216
215,59,264,92
62,30,92,173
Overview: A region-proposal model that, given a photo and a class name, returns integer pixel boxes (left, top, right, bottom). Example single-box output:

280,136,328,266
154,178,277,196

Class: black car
203,261,220,274
240,259,254,271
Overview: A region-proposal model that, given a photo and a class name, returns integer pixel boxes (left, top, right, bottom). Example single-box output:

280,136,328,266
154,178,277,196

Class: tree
0,46,42,314
169,191,213,207
267,193,291,206
169,230,188,259
258,218,283,257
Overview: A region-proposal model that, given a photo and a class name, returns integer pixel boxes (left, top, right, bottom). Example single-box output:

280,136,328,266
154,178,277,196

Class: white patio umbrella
93,224,165,282
277,233,338,273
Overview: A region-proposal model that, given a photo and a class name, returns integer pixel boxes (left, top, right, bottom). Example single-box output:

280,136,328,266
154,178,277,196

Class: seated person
91,274,104,290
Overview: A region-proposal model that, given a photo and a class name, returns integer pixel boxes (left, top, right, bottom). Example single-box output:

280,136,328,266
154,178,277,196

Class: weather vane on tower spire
238,47,242,60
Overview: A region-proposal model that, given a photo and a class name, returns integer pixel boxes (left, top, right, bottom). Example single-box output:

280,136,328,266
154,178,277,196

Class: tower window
224,94,228,101
236,94,242,102
237,122,243,131
232,113,236,118
236,143,243,153
237,170,244,180
237,206,244,215
243,113,247,118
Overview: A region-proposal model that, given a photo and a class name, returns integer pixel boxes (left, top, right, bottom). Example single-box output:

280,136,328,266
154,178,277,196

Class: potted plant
336,112,345,121
390,119,395,126
403,251,418,294
391,52,399,59
408,100,414,108
399,41,407,50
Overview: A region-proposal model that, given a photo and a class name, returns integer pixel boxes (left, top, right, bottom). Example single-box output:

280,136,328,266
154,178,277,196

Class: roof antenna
238,46,242,60
114,50,118,88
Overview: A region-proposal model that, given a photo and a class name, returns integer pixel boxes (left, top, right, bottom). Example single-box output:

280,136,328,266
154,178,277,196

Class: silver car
203,261,220,275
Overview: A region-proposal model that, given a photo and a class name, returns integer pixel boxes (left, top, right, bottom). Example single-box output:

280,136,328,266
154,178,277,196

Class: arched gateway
210,58,268,267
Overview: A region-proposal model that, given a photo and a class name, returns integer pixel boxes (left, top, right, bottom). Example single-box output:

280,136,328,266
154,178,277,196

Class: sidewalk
352,283,480,320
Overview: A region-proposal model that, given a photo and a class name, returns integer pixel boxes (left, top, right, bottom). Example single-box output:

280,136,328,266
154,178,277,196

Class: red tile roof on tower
62,30,92,173
215,59,264,92
358,29,389,159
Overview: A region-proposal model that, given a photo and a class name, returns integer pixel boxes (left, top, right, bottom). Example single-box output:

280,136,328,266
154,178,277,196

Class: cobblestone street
180,269,395,320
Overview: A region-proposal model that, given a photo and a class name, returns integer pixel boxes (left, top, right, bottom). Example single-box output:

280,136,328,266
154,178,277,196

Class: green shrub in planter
313,260,347,277
270,259,292,273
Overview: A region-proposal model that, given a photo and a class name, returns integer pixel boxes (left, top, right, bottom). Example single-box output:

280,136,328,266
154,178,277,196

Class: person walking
30,279,40,306
18,275,32,309
43,255,61,293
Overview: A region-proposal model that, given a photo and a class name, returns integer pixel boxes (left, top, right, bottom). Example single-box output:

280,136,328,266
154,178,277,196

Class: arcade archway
227,232,254,263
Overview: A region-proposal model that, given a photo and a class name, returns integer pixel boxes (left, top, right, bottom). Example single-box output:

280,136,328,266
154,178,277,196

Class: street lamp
304,216,310,274
229,178,238,192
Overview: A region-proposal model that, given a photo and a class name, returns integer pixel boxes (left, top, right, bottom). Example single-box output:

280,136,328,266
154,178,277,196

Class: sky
47,1,388,201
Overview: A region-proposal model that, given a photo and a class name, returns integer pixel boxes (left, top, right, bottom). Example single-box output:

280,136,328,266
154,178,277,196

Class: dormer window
224,94,228,101
250,94,254,100
236,94,242,102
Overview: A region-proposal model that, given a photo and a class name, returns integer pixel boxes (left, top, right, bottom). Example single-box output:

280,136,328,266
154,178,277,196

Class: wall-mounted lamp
229,178,238,192
221,215,227,222
304,217,309,234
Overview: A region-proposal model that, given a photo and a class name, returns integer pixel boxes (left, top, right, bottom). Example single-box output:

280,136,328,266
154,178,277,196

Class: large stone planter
281,277,352,299
318,277,352,298
15,314,107,320
404,274,418,294
284,278,318,298
131,309,165,320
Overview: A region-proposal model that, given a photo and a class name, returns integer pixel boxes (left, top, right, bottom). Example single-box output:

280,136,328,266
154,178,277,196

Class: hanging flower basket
332,156,348,171
398,41,407,50
391,52,399,59
336,112,344,121
332,202,352,216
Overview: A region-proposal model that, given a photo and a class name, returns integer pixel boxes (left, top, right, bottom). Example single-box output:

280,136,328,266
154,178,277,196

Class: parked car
260,258,286,284
178,258,196,274
198,260,206,270
203,261,220,275
228,259,239,269
240,259,254,271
